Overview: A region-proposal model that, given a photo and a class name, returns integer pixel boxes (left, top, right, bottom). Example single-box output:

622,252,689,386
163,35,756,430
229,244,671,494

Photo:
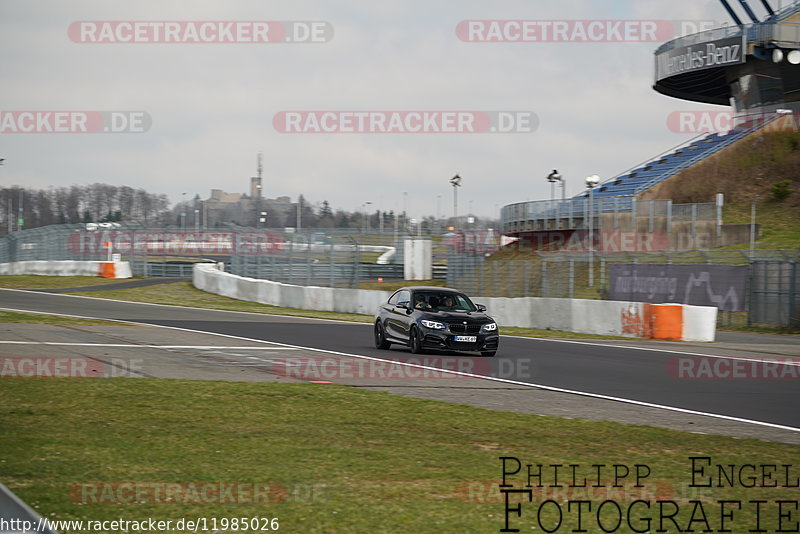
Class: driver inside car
414,294,431,309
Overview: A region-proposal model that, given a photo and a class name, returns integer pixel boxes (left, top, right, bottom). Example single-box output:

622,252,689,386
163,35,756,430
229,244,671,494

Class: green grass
0,378,796,533
721,200,800,250
0,275,143,290
0,309,128,326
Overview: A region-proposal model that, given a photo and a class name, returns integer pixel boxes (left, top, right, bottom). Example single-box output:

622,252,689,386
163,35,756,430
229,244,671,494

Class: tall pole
378,196,384,234
450,174,461,230
362,201,372,233
436,195,441,232
393,203,398,246
454,184,458,226
297,197,302,234
403,191,407,230
17,188,23,232
749,195,758,257
585,175,600,287
180,192,186,231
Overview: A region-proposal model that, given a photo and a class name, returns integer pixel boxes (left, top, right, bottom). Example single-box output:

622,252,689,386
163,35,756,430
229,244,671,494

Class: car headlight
421,320,445,330
481,322,497,332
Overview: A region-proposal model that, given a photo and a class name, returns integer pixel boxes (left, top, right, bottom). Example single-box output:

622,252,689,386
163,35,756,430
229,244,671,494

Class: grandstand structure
502,0,800,251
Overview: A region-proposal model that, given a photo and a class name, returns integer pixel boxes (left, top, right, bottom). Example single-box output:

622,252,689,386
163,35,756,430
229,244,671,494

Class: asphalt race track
0,288,797,431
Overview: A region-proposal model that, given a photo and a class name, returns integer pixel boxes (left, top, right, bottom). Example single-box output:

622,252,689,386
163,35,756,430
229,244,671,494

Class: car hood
420,310,493,323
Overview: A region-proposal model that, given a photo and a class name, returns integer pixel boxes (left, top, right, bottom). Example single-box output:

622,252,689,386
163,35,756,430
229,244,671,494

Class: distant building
205,184,293,228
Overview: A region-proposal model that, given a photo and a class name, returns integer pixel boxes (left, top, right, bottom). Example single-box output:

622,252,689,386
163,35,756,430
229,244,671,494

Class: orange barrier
98,262,116,278
650,304,683,340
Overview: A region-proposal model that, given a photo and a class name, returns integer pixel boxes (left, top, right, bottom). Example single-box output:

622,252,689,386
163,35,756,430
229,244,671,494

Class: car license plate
454,335,477,343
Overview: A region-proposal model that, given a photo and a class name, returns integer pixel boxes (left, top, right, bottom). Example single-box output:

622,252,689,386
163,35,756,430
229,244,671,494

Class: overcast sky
0,0,777,219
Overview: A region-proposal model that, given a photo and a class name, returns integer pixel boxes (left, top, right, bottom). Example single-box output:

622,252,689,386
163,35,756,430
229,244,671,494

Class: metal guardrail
0,482,58,534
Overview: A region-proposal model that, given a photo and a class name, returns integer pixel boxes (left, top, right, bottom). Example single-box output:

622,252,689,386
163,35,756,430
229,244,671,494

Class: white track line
0,302,797,434
0,341,295,350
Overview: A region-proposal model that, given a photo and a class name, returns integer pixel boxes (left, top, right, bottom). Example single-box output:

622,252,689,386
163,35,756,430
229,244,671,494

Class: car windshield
414,292,477,312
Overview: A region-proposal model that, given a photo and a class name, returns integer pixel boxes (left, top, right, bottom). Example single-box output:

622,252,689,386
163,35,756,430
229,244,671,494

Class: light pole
585,175,600,287
255,184,262,228
450,174,462,229
403,191,408,230
749,195,758,257
296,196,302,233
436,195,441,232
180,192,187,230
547,169,565,202
362,201,372,233
1,158,10,234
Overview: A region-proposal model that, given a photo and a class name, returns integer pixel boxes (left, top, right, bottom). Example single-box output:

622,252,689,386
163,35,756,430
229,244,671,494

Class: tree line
0,184,169,234
2,183,495,234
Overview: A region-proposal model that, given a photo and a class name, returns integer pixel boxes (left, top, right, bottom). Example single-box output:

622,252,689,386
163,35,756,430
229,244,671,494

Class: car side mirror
396,302,409,309
476,304,487,312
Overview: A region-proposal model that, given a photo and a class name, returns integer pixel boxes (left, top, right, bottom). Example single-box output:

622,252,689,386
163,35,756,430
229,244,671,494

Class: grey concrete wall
193,264,716,340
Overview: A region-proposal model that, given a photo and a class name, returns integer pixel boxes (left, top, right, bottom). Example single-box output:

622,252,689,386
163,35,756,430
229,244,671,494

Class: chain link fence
2,223,797,328
0,224,448,286
749,261,800,328
446,246,800,327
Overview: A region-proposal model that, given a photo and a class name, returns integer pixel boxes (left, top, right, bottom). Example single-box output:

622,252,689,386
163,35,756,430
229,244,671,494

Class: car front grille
448,323,482,334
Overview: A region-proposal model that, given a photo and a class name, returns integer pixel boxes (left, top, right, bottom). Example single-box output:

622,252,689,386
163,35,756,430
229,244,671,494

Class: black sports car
373,286,499,357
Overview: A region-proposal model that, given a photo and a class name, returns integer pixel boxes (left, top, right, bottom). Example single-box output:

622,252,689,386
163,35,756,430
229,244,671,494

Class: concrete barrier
0,260,132,278
193,264,716,341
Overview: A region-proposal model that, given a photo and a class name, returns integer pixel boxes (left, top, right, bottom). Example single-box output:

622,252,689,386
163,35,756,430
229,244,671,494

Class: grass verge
0,275,144,290
1,377,796,533
0,309,128,326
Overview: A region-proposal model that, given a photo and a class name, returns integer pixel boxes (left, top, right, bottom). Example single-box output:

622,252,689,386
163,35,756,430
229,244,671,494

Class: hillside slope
639,131,800,207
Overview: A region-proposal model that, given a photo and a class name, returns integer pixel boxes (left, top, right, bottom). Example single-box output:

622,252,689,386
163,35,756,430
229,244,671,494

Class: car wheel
374,321,391,349
481,351,496,357
409,326,424,354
